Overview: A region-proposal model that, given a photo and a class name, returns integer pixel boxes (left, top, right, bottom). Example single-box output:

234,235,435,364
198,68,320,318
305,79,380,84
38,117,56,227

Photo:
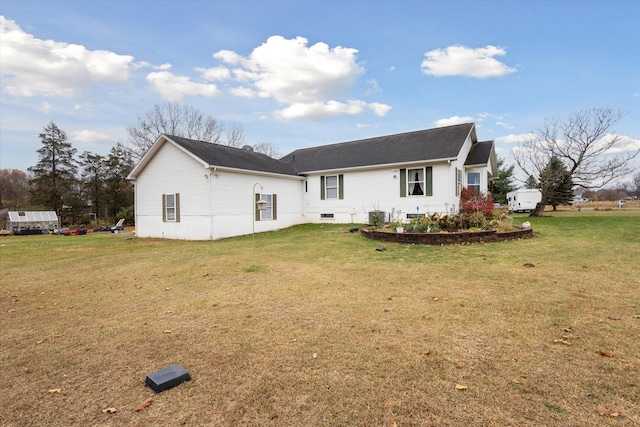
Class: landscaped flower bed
361,226,534,245
361,189,535,245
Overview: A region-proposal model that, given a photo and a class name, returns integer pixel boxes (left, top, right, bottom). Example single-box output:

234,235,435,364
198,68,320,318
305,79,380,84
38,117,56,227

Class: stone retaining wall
361,227,534,245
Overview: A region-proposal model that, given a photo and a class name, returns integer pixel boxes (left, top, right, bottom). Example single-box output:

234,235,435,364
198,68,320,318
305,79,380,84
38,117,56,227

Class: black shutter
272,194,277,220
162,194,167,222
255,193,260,221
400,169,406,197
320,176,325,200
175,193,180,222
425,167,433,197
338,174,344,199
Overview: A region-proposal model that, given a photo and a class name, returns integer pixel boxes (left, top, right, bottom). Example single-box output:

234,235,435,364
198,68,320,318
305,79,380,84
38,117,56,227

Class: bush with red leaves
460,187,495,217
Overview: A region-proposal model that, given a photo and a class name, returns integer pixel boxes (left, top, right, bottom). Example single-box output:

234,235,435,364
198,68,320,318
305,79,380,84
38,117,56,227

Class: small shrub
370,212,383,228
460,188,495,217
467,212,487,229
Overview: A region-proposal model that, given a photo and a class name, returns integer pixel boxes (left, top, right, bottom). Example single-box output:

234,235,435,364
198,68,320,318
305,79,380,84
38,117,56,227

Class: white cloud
368,102,392,116
196,66,231,81
0,16,134,97
146,71,220,101
72,129,110,143
496,121,515,130
213,49,242,65
365,78,382,95
421,45,516,78
275,100,367,120
229,86,258,98
595,134,640,154
434,116,474,127
38,102,53,114
213,35,390,119
495,133,536,144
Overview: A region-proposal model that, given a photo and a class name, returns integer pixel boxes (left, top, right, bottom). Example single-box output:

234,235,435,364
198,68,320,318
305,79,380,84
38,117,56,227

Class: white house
128,123,497,240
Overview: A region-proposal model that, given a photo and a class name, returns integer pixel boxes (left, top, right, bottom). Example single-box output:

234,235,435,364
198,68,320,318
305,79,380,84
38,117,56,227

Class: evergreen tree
79,151,107,220
524,175,538,189
28,123,78,213
104,143,134,220
539,156,574,211
491,157,517,204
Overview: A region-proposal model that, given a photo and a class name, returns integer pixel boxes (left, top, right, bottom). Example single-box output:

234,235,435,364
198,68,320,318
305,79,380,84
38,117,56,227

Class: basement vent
320,213,335,219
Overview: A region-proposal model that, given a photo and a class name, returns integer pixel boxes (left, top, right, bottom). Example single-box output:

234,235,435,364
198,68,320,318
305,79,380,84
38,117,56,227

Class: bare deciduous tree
514,107,639,216
252,141,282,159
0,169,30,209
127,102,237,160
225,123,246,148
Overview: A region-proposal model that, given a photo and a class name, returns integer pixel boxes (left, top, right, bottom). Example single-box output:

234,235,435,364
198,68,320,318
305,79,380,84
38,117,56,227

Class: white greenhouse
7,211,59,235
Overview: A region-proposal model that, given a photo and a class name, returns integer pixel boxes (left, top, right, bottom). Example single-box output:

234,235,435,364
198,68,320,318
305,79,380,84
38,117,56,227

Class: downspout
448,159,452,214
132,179,137,235
209,168,215,240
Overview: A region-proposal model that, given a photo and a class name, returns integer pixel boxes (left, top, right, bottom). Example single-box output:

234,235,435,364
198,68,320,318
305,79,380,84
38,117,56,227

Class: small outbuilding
8,211,59,235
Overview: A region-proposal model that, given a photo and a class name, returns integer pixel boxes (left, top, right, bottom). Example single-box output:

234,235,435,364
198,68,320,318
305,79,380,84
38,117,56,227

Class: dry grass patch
1,213,639,426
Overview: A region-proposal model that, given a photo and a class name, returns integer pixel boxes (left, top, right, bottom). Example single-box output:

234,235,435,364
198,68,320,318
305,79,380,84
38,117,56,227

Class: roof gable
465,140,498,176
280,123,476,173
129,135,299,178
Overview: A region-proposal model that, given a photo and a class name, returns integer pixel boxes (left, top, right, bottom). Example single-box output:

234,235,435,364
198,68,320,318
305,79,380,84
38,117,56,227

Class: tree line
0,103,280,227
1,105,638,226
2,122,135,227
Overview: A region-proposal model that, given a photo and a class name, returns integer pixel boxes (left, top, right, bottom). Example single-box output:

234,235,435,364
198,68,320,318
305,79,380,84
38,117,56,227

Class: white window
260,194,273,220
163,193,180,222
325,175,338,199
255,193,277,221
408,168,424,196
467,172,481,195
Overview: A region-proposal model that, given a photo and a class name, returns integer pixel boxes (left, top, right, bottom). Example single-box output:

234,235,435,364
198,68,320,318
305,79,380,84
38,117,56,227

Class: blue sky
1,0,638,181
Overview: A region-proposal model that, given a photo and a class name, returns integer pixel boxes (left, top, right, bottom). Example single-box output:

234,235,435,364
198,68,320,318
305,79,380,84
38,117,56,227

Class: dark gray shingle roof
465,140,494,166
167,135,299,176
280,123,475,173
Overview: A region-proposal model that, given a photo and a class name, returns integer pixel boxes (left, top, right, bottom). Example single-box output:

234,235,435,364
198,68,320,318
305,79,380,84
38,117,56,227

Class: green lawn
1,211,639,426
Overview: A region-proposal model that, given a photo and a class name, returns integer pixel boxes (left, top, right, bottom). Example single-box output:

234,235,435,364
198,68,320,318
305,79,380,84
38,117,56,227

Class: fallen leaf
596,350,614,357
610,412,619,417
48,388,62,394
569,292,587,298
102,407,117,414
523,263,535,268
553,339,571,346
455,384,468,390
135,397,153,411
633,315,640,319
432,297,439,301
597,405,608,416
562,327,574,333
163,330,171,334
607,316,621,320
